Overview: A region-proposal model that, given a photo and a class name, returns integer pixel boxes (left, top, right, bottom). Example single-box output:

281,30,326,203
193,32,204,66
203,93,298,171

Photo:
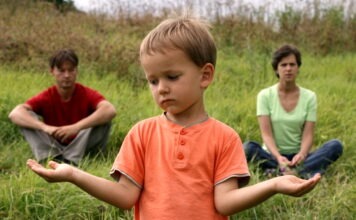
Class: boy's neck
164,112,209,128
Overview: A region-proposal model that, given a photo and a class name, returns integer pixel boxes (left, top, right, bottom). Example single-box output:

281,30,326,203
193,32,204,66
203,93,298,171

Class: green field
1,51,355,219
0,0,355,219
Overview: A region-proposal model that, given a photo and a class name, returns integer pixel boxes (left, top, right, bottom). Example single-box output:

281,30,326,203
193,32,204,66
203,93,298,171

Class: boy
27,17,320,219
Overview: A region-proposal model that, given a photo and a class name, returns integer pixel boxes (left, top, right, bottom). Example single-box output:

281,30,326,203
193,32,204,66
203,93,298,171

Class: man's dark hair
271,44,301,78
49,48,79,69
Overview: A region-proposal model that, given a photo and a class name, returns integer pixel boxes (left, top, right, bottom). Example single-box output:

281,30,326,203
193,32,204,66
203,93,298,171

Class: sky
72,0,355,19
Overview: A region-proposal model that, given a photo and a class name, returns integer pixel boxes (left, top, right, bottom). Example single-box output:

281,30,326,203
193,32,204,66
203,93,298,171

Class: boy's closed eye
167,75,179,81
148,79,158,85
147,75,180,85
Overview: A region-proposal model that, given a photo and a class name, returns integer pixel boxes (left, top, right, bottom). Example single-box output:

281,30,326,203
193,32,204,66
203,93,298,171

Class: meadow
0,0,355,219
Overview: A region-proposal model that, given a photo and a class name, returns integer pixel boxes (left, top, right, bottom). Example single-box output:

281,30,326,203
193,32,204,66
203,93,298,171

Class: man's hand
27,159,75,183
42,124,59,136
52,124,80,143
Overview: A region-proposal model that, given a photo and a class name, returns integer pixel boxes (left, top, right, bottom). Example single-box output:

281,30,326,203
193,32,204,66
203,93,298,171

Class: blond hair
140,16,217,67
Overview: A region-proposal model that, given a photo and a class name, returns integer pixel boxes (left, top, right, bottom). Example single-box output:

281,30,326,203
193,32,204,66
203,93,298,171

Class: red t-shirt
110,115,250,220
26,83,105,143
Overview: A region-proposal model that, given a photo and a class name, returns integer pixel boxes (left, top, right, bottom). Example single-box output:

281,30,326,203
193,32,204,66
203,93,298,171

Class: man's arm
8,104,57,134
27,159,140,209
214,174,321,216
9,104,41,129
52,100,117,142
75,100,117,130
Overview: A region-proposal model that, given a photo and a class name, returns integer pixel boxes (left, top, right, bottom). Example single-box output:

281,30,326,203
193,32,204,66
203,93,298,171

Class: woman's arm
291,121,315,166
27,159,141,210
214,174,321,216
258,116,290,165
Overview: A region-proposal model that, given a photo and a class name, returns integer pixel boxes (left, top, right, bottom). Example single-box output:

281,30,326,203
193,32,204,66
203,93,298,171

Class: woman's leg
243,141,279,170
299,139,343,178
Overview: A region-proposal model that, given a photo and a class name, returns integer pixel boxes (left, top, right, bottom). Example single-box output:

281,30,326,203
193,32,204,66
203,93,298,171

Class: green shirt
257,84,317,154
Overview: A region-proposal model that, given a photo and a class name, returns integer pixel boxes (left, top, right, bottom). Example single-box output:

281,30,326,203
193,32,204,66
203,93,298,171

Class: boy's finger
295,174,321,196
27,159,42,169
48,161,59,169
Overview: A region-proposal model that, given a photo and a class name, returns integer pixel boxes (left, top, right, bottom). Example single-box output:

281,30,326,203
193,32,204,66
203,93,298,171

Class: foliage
0,0,354,82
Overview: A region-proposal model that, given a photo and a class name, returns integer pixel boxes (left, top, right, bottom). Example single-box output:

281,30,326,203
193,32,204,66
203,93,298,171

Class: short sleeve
257,89,270,116
306,92,317,122
25,90,50,115
110,123,145,187
214,129,250,187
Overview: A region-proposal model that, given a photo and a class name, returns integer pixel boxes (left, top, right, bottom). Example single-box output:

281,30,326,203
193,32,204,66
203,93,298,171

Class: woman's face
276,54,299,82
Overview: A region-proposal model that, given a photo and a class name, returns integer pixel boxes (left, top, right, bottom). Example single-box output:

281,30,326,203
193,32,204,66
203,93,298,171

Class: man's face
51,61,77,90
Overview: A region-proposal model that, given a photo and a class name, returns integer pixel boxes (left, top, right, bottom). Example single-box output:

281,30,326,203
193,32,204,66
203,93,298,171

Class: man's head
49,48,79,69
272,44,301,78
49,49,79,91
139,16,217,68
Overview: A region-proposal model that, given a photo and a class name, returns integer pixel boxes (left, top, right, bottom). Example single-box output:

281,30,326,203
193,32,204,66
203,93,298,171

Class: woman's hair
271,44,301,78
140,16,217,67
49,48,79,69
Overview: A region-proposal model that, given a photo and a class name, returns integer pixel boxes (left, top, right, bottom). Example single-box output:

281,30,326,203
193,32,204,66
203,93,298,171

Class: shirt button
177,152,184,160
180,140,186,145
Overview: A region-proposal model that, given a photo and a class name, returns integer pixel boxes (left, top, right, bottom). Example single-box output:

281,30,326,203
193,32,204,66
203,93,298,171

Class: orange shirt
111,115,250,220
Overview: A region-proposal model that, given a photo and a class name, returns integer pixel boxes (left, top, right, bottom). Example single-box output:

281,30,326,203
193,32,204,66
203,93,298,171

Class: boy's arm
27,159,140,210
214,174,321,216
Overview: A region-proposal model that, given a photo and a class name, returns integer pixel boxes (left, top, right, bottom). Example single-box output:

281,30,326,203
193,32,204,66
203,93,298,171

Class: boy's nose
158,82,169,94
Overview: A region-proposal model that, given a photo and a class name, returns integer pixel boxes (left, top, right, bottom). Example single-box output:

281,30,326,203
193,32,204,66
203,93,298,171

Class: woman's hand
277,155,292,167
291,152,306,166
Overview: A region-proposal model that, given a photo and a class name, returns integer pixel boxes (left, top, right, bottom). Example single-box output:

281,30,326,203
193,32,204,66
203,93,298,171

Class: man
9,48,117,165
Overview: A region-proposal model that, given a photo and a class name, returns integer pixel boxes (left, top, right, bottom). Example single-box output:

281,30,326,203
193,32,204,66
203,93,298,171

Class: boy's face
51,61,77,90
141,49,213,117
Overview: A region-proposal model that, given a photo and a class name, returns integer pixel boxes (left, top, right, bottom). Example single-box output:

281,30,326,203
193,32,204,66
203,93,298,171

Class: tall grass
1,52,355,219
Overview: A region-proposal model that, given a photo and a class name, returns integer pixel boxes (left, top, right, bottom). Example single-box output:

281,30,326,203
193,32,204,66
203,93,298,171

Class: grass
1,51,355,219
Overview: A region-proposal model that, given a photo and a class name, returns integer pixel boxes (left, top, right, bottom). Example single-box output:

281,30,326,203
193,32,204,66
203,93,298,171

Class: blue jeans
243,139,343,179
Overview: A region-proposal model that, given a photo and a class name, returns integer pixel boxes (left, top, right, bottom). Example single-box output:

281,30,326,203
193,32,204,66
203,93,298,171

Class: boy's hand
27,159,75,183
274,173,321,197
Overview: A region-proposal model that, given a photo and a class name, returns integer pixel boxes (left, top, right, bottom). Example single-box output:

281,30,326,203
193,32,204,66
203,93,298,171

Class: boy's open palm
275,174,321,197
27,159,74,183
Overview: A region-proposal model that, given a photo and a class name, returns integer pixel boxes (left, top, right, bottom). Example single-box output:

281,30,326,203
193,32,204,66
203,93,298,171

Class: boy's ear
200,63,214,88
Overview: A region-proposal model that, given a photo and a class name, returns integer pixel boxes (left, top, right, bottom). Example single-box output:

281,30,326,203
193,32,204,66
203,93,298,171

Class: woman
244,44,343,179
